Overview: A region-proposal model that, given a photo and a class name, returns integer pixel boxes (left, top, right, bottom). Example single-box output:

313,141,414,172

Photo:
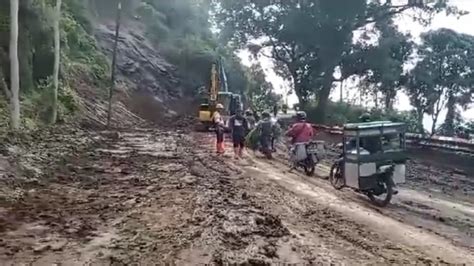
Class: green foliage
305,101,420,133
61,3,109,84
22,77,78,125
245,63,281,113
407,28,474,135
136,2,170,42
0,0,109,128
216,0,366,105
136,0,249,95
214,0,462,121
341,19,414,110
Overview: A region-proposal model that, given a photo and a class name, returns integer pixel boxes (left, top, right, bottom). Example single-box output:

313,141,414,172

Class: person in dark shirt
257,112,273,156
228,109,249,159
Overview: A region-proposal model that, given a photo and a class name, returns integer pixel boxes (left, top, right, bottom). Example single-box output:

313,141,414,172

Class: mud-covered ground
0,127,473,265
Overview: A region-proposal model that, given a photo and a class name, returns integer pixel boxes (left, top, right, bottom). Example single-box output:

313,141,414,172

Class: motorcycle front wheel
329,161,345,190
367,177,393,207
304,164,315,176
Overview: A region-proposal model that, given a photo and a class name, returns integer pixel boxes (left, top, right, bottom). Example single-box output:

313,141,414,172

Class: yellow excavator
197,58,242,131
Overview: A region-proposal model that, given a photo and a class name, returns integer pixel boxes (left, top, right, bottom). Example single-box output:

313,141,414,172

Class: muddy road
0,128,473,265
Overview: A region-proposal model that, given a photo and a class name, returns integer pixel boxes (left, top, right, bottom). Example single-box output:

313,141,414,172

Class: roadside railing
311,124,474,155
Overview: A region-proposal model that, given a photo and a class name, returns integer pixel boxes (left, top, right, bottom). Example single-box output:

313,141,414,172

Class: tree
51,0,62,124
107,0,122,128
405,62,434,134
245,63,281,113
407,28,474,136
341,18,414,111
213,0,461,122
7,0,20,129
215,0,366,116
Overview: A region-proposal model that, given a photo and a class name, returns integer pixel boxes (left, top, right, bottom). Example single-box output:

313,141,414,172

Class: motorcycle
330,158,397,207
328,121,406,207
290,141,321,176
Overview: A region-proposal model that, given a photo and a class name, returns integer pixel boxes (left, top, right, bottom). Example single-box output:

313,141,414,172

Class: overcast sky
238,0,474,124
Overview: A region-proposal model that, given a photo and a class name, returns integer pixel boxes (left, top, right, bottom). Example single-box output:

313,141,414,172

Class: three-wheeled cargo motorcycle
329,121,407,207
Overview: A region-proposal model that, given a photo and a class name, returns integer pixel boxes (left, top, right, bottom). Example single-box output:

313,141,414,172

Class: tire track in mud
274,148,474,250
247,150,474,264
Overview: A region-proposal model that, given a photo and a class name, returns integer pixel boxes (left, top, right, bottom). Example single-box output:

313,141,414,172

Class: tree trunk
416,107,424,135
443,94,456,136
314,71,334,123
374,90,379,109
291,70,308,110
51,0,62,124
431,105,441,137
107,0,122,128
9,0,20,130
294,84,308,109
339,80,343,103
384,90,396,111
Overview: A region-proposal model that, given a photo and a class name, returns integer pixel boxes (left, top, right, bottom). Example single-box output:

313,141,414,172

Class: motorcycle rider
358,113,398,194
228,108,249,159
286,111,315,166
358,113,381,153
286,111,314,144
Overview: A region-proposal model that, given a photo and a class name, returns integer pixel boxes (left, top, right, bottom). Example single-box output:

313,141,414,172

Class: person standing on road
245,109,256,132
270,116,281,152
256,111,273,157
212,103,226,154
228,109,249,159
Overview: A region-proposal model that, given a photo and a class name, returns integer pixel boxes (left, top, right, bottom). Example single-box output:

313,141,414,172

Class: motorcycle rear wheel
367,178,393,207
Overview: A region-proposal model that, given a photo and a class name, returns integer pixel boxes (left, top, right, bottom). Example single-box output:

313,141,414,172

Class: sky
238,0,474,127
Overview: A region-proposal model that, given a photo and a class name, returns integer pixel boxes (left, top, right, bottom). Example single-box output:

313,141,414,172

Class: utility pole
107,0,122,128
339,80,343,103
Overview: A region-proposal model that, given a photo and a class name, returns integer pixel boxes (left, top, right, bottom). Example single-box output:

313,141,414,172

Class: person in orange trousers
212,103,226,154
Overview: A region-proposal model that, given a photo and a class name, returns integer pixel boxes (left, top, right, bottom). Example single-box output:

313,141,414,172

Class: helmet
296,111,307,121
262,111,271,118
359,113,371,122
245,109,253,116
216,103,224,109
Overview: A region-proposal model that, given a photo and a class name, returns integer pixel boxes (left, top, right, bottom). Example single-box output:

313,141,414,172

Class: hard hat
296,111,307,121
216,103,224,109
262,111,271,118
359,113,371,122
245,109,253,116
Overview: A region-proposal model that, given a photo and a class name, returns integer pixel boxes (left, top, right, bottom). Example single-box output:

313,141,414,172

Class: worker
270,116,281,152
212,103,226,154
245,110,256,131
256,111,273,156
228,109,249,159
359,113,371,122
